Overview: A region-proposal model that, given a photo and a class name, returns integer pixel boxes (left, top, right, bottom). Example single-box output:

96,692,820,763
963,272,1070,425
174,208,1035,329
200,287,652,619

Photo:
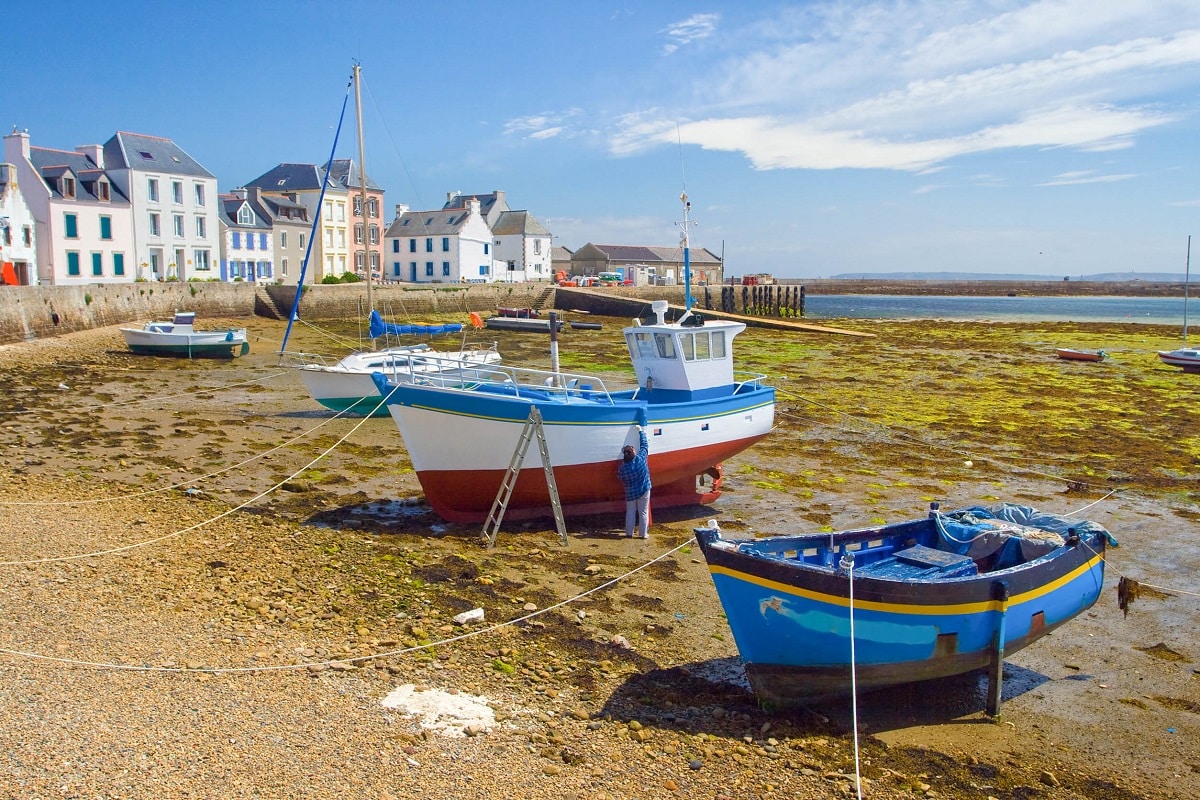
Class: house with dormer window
217,188,275,282
3,128,135,285
0,161,39,285
384,197,498,283
102,132,217,282
442,190,552,282
245,162,357,283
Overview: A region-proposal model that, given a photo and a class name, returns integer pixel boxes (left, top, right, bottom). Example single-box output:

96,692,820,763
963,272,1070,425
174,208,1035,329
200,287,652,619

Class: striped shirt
617,429,651,500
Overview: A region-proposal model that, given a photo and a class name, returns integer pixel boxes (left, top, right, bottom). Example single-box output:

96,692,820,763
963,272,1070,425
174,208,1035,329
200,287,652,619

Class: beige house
569,243,723,286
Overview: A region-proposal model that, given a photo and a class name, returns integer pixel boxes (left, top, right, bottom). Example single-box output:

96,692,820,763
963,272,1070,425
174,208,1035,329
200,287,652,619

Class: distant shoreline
775,278,1187,297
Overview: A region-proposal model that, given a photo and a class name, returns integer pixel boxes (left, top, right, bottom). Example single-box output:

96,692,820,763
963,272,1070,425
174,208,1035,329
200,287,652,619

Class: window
712,331,727,359
392,240,399,253
246,233,255,250
353,197,362,216
336,229,345,248
23,226,32,246
196,217,206,238
356,252,364,269
280,231,287,248
484,243,489,255
232,231,241,249
534,239,542,255
369,225,379,245
335,202,345,222
368,198,378,217
173,214,184,237
441,237,450,252
113,253,125,276
425,238,433,252
299,233,305,250
409,239,416,253
478,265,488,276
63,177,76,198
237,204,254,225
149,213,160,236
194,249,210,271
259,233,267,250
425,261,434,276
147,178,159,201
64,213,78,238
67,251,80,276
97,180,110,201
655,333,677,359
324,229,333,247
324,200,333,220
392,261,400,278
355,224,364,244
281,258,288,277
172,181,183,204
138,150,154,160
194,183,205,206
442,261,450,276
99,215,112,240
92,252,103,277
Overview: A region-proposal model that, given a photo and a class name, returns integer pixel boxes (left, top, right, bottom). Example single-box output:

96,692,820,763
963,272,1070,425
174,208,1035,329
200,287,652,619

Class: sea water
799,294,1188,325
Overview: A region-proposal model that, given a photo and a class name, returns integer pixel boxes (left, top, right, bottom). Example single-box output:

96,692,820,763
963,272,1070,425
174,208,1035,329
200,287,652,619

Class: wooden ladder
481,406,568,548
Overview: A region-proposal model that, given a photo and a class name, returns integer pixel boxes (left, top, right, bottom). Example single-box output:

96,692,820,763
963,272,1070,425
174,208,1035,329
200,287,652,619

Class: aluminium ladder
481,406,568,548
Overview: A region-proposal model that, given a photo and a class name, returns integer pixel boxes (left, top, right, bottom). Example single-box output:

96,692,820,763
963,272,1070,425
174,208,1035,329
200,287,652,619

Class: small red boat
1056,348,1106,362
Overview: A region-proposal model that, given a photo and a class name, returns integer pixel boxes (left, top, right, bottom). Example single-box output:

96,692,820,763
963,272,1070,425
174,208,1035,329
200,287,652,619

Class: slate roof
385,208,474,238
28,146,130,203
490,210,549,236
579,243,722,265
328,159,382,192
103,131,215,178
217,194,270,229
258,193,309,224
245,163,332,193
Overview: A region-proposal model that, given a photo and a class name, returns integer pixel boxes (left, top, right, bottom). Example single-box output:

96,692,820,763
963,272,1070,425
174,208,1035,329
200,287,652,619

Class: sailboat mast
353,63,374,334
680,191,693,311
1184,234,1191,343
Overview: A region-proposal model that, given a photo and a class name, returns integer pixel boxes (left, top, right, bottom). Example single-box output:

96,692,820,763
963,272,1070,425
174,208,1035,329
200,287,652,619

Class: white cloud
1038,170,1138,186
609,2,1200,172
662,13,719,55
503,109,582,140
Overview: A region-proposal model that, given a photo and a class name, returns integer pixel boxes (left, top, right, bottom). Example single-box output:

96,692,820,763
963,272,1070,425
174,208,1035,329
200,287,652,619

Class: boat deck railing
408,362,620,405
732,370,771,393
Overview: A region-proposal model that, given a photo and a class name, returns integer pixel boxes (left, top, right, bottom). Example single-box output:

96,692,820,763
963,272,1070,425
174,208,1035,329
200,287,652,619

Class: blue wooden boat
694,503,1116,712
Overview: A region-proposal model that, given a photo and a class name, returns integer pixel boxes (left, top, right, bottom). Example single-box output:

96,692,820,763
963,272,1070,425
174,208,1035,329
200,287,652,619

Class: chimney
75,144,104,168
394,203,409,220
231,187,248,200
4,128,31,162
468,198,481,216
446,190,460,203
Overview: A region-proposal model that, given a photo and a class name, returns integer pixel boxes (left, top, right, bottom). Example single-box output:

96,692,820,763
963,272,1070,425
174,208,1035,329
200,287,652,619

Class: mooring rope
0,539,691,674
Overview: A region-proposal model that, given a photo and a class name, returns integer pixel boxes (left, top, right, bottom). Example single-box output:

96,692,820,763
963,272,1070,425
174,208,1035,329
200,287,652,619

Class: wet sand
0,314,1196,799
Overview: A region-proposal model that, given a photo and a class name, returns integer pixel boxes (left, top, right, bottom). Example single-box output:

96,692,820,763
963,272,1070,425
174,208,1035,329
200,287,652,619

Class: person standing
618,416,651,539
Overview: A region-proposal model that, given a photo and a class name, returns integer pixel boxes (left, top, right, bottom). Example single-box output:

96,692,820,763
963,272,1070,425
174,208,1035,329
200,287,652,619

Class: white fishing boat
369,193,775,523
120,312,249,359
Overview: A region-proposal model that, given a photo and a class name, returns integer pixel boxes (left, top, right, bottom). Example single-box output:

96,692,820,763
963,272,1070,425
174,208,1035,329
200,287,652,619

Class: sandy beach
0,313,1196,800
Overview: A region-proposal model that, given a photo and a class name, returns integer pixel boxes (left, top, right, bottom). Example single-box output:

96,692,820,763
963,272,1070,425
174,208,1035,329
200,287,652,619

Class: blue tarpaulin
369,310,464,338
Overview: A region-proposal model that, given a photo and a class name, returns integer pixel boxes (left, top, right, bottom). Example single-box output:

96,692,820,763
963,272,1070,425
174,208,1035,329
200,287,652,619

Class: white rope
0,390,395,566
0,540,691,674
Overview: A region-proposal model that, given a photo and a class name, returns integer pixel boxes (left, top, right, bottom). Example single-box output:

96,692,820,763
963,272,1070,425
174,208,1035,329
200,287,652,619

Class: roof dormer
237,202,254,225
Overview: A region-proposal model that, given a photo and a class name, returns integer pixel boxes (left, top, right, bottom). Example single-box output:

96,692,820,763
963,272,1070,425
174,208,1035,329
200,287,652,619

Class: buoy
469,311,483,328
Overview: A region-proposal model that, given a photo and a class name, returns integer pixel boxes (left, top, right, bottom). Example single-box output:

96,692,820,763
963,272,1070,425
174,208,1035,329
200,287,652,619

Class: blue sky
9,1,1200,278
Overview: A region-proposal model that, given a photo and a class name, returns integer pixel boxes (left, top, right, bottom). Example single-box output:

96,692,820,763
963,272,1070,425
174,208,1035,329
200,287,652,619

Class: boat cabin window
627,331,657,360
680,330,727,361
655,333,676,359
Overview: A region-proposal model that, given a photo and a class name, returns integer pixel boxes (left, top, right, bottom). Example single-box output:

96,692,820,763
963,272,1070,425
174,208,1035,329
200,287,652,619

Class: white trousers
625,491,650,538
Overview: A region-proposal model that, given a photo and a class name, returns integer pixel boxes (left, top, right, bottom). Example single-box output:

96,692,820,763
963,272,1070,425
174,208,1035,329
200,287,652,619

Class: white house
217,189,276,282
4,129,136,285
442,191,552,283
384,198,498,283
0,161,38,285
102,131,219,282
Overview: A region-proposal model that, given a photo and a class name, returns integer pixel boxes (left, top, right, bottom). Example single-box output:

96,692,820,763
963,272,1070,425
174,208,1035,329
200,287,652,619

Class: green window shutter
64,214,78,238
113,253,125,276
67,252,80,276
100,216,112,240
92,253,103,276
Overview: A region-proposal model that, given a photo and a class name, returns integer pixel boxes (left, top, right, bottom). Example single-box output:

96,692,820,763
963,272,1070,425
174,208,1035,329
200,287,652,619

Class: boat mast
679,191,693,311
1184,234,1191,344
352,62,374,339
